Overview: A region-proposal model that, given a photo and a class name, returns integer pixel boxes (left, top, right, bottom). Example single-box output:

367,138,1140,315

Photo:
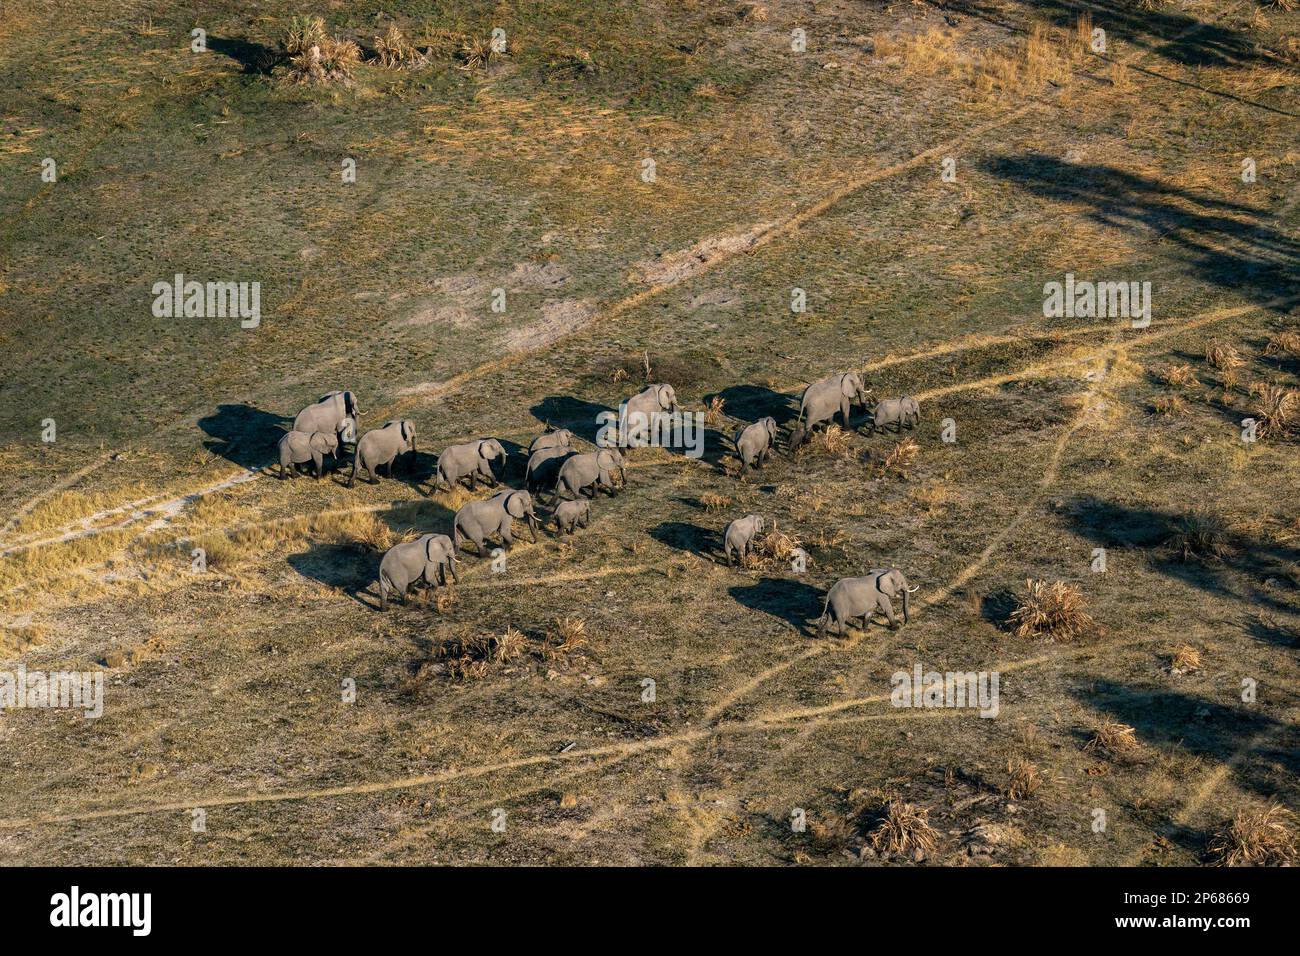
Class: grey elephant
526,445,576,493
817,568,918,637
349,419,416,487
529,427,573,455
293,390,359,437
378,533,459,610
792,372,870,443
453,489,539,554
871,396,920,433
436,438,506,491
277,430,339,479
723,513,765,566
620,383,678,447
556,448,625,499
733,416,778,474
551,498,591,535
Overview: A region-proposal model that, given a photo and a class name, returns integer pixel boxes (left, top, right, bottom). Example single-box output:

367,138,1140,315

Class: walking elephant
817,568,918,637
871,397,920,433
349,419,416,486
277,430,339,479
555,449,624,499
791,372,870,445
723,513,765,565
551,498,591,535
733,416,778,474
620,383,678,447
293,390,359,437
378,533,458,610
453,490,539,555
436,438,506,491
528,427,573,455
526,446,576,494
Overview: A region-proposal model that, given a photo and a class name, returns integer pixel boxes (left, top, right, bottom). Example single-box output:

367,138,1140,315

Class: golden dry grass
1208,802,1298,866
1205,339,1245,371
1264,330,1300,357
1006,756,1043,800
374,25,427,70
867,799,940,857
1152,394,1188,416
1010,579,1094,641
1162,363,1200,388
1171,643,1202,671
698,492,731,512
1248,382,1298,438
1083,721,1138,757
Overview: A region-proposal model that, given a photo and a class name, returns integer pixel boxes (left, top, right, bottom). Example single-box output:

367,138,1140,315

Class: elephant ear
400,420,412,443
506,493,526,518
840,374,856,397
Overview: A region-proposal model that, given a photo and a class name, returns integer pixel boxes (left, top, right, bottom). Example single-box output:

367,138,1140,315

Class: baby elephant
349,419,416,487
723,514,765,566
278,430,339,479
378,533,458,610
733,417,778,475
529,428,573,455
453,489,539,555
871,397,920,433
551,498,591,535
817,568,918,637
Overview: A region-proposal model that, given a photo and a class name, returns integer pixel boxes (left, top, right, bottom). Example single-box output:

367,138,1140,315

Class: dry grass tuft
810,423,853,459
1162,363,1200,388
1170,510,1233,561
459,36,499,70
867,798,939,857
1010,579,1094,641
1084,721,1138,757
1264,330,1300,357
1152,394,1188,416
1006,756,1043,800
705,395,726,425
759,522,803,564
284,14,327,56
539,617,588,663
1248,382,1298,438
375,25,427,69
1208,802,1298,866
698,492,731,512
1170,643,1202,672
1264,0,1297,11
1205,339,1245,371
737,2,768,21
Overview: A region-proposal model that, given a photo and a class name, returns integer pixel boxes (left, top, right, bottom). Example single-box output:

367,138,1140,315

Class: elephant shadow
530,395,615,447
207,36,281,75
728,577,825,633
711,384,797,426
497,437,531,482
197,403,290,470
649,520,718,560
286,543,378,608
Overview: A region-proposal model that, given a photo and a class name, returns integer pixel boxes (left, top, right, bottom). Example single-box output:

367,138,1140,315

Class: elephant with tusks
817,568,918,637
349,419,416,487
870,397,920,433
555,448,624,499
453,489,539,555
733,416,778,475
790,372,870,447
551,498,591,535
378,533,458,610
723,513,765,565
436,438,506,491
619,384,678,447
278,430,339,479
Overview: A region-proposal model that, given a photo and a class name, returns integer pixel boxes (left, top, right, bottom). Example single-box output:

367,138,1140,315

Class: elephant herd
275,374,923,634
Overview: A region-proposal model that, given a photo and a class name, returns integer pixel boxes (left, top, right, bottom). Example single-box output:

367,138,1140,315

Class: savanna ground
0,0,1298,865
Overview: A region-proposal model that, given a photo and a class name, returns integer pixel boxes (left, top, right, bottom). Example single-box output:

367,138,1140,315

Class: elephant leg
878,595,899,628
312,452,323,478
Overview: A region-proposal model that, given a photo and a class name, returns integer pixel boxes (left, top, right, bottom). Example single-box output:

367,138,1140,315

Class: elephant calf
378,533,458,610
817,568,918,637
436,438,505,492
278,430,339,479
453,490,539,555
529,427,573,455
723,513,765,566
551,498,591,535
350,419,416,487
733,416,778,475
556,448,624,499
871,397,920,433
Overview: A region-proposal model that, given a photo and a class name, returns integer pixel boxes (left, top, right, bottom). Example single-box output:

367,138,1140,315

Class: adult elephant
791,372,869,445
555,448,624,499
349,419,416,486
294,390,359,437
378,533,459,610
435,438,506,491
817,568,918,637
453,490,539,554
620,383,678,447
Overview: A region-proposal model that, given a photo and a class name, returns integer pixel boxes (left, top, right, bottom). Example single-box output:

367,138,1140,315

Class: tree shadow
728,577,826,633
983,154,1300,313
208,36,282,75
1061,496,1300,625
197,403,289,470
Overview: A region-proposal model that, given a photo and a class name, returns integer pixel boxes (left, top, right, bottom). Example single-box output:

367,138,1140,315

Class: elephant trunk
527,513,538,544
902,585,912,624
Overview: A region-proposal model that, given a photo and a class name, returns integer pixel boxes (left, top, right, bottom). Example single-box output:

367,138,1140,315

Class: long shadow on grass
208,36,281,75
729,577,825,633
1062,496,1300,633
531,396,613,446
650,520,718,559
287,543,377,608
984,155,1300,314
198,403,289,470
1073,679,1300,853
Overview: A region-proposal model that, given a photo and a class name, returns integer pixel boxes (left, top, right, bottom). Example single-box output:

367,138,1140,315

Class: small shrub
705,395,726,425
1006,756,1042,800
1205,339,1244,371
1009,579,1094,641
459,36,498,70
1152,394,1187,416
375,25,427,69
1162,364,1200,388
1170,643,1202,672
811,424,853,458
1264,330,1300,357
1170,510,1232,561
1084,721,1138,757
1208,802,1297,866
867,799,939,857
699,492,731,512
1248,382,1298,438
